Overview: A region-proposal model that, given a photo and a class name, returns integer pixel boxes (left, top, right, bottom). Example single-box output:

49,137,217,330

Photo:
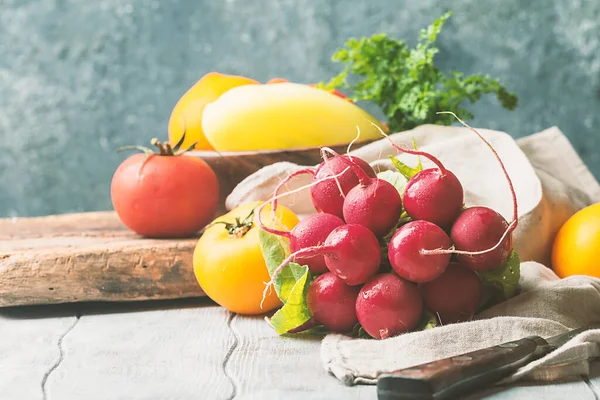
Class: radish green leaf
268,263,312,334
477,250,521,300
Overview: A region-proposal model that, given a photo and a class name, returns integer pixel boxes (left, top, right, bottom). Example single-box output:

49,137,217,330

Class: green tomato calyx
117,130,197,156
209,208,256,238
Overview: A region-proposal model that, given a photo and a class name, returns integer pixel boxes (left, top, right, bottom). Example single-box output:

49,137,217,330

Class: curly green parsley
320,12,518,132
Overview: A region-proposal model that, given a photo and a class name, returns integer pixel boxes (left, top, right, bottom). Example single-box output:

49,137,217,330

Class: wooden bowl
187,141,373,215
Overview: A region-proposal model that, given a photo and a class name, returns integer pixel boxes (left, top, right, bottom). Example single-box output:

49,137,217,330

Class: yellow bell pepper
168,72,259,151
201,82,383,152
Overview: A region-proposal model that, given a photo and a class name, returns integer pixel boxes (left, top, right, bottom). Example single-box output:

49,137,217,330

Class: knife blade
376,323,600,400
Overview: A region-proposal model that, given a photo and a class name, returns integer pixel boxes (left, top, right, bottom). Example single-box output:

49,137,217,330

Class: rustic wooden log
0,211,205,307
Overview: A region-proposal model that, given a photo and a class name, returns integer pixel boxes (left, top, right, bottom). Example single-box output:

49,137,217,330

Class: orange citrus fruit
552,202,600,278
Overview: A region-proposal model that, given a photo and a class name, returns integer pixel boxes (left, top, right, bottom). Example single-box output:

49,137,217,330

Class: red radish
324,223,382,285
355,273,423,339
257,166,351,237
450,206,513,271
255,153,368,222
403,168,464,228
373,124,464,229
342,177,403,237
307,272,359,333
310,154,376,219
418,112,519,271
289,213,345,273
264,223,381,298
387,220,452,283
317,149,402,237
258,150,375,223
419,262,482,324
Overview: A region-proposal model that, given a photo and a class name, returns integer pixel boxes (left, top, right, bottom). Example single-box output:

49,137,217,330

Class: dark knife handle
377,336,549,400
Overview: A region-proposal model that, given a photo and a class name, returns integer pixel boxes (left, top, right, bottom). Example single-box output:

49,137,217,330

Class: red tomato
111,150,219,238
307,83,350,100
267,79,349,100
330,89,350,100
266,77,289,84
380,121,390,133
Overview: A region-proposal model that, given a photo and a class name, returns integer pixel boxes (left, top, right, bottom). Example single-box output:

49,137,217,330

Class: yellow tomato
168,72,259,151
193,201,299,314
552,202,600,278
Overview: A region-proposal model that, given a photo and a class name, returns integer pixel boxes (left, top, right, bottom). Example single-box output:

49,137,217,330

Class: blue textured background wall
1,0,599,217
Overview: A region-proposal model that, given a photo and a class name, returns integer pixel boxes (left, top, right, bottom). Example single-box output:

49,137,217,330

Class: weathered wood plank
228,312,600,400
3,300,600,400
46,299,233,400
228,314,376,400
583,361,600,396
465,375,598,399
0,305,79,400
0,212,204,307
0,211,125,239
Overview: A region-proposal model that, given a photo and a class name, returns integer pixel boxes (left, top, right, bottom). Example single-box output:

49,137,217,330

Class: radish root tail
257,166,352,237
322,146,371,185
320,148,346,199
419,111,519,259
420,218,516,256
370,121,448,173
257,200,292,238
347,125,361,154
270,168,316,218
437,111,518,229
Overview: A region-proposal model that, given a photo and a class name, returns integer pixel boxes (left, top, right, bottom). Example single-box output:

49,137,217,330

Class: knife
377,323,600,400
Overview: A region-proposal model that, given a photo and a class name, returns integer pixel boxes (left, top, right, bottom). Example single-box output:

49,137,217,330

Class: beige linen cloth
227,124,600,385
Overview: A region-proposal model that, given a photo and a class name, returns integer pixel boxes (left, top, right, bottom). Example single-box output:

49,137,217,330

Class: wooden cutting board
0,211,205,307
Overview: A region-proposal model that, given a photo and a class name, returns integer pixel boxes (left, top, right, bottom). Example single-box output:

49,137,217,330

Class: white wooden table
2,298,599,400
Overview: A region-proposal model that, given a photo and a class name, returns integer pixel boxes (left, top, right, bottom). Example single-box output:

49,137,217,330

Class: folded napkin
322,262,600,385
227,124,600,385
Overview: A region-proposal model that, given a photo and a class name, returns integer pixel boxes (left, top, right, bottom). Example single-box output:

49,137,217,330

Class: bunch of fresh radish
259,116,519,340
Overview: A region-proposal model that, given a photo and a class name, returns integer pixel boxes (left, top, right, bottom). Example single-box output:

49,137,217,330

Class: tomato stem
151,138,172,156
207,207,256,238
118,131,198,157
117,145,154,155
